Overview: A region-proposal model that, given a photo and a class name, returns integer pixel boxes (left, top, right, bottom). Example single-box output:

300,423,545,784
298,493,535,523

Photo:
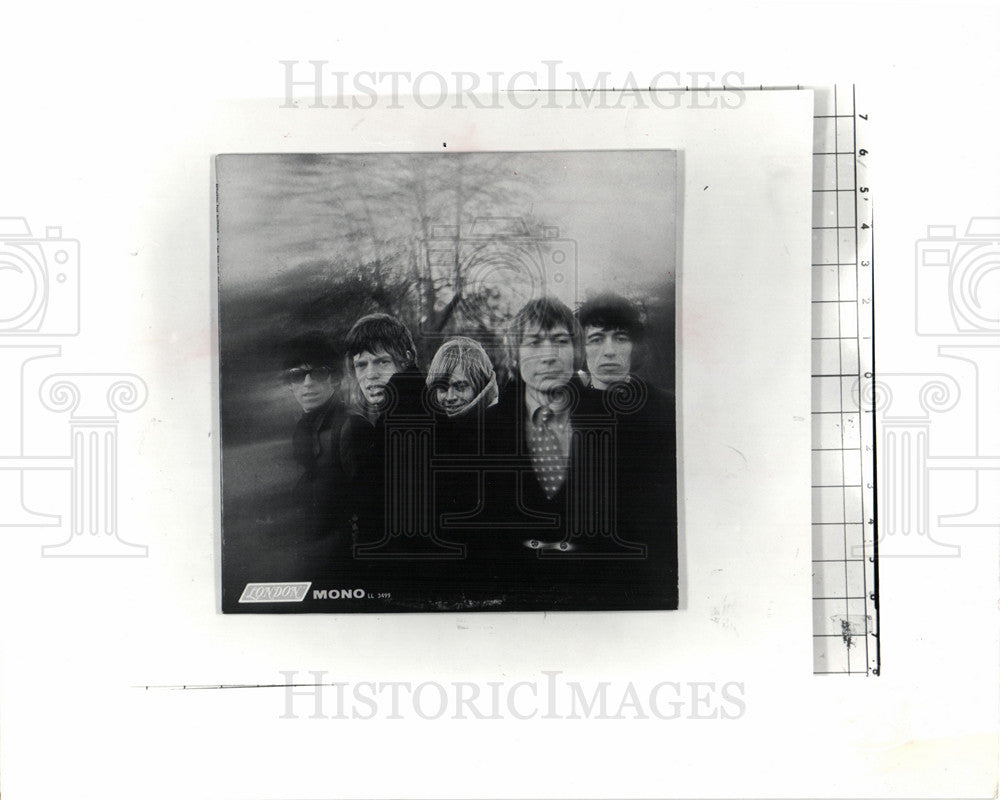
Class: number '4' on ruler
810,85,878,675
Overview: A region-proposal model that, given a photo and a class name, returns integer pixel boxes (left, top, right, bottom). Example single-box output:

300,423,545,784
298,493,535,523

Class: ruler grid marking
810,84,878,675
853,83,879,675
725,85,877,674
834,86,852,673
848,85,871,671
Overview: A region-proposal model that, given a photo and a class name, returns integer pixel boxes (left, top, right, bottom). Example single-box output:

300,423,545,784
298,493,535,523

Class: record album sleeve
216,150,679,613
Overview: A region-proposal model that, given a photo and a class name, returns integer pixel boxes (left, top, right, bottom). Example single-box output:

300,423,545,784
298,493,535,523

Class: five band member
271,295,676,608
337,313,428,551
577,292,644,390
576,293,677,601
270,333,348,575
282,333,343,490
425,336,500,419
490,296,586,522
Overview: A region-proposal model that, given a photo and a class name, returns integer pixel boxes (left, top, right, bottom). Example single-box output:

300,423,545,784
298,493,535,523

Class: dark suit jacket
598,376,678,603
338,365,429,541
466,376,678,608
291,396,347,534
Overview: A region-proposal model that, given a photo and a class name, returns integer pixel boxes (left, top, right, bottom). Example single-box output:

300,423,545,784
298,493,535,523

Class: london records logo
237,583,370,602
238,582,313,603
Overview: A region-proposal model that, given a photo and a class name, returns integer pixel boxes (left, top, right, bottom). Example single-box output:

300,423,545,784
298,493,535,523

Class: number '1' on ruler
810,85,878,675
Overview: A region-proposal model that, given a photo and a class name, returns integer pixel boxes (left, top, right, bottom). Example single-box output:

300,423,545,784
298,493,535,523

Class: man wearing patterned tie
516,311,577,502
482,295,677,609
479,297,599,596
501,296,581,500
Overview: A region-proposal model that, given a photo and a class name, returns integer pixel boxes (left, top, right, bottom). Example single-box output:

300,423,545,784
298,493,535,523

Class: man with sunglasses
280,334,348,560
283,335,343,479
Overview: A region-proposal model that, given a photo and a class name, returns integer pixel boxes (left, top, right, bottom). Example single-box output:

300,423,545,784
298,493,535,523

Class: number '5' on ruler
809,84,877,676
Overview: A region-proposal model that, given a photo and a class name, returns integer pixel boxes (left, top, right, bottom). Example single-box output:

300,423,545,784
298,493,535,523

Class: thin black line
812,262,859,267
814,151,856,156
813,447,861,452
812,483,863,488
812,299,857,304
812,336,858,340
811,373,857,377
812,86,865,676
812,411,861,416
813,521,864,525
845,84,870,674
813,558,865,563
133,683,327,691
857,82,880,677
814,596,867,601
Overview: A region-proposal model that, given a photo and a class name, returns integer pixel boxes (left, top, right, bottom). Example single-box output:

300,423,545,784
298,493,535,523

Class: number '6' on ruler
810,85,877,676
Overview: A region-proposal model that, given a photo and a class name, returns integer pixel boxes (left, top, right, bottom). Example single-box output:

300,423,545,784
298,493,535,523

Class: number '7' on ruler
809,84,878,675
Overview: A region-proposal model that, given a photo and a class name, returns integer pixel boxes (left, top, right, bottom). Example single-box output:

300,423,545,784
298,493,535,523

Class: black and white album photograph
6,5,1000,794
217,150,678,612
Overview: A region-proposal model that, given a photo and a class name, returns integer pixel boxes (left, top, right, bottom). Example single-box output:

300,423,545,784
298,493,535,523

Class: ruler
809,85,878,675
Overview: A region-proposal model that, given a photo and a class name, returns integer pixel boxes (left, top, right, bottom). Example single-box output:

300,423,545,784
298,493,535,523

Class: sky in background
217,150,678,300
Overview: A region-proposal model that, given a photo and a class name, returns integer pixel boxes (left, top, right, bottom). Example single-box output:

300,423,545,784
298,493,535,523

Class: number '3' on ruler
810,84,878,675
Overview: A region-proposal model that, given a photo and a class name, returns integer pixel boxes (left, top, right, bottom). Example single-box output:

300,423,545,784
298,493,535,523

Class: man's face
286,364,336,413
518,323,575,395
584,326,633,389
352,349,403,406
435,366,475,412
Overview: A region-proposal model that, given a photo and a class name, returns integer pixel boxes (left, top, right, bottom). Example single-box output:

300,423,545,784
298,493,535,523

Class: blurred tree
243,153,553,360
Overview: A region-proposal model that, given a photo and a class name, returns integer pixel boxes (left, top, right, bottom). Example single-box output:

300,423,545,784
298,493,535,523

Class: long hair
280,331,340,372
503,296,584,382
576,293,644,340
342,313,418,414
575,292,647,372
343,313,418,369
426,336,499,415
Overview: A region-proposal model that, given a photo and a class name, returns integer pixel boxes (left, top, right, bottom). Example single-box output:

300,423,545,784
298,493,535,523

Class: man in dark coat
576,293,678,607
336,313,468,598
477,296,677,609
272,333,349,577
338,313,426,535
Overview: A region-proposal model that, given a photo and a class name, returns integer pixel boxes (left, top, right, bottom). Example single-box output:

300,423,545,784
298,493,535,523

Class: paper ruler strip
809,85,878,675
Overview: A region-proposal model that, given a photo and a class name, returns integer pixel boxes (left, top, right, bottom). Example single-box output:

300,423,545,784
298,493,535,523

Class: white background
1,3,998,799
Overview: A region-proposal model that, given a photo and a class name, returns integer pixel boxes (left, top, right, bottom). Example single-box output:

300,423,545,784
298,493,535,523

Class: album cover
217,150,678,612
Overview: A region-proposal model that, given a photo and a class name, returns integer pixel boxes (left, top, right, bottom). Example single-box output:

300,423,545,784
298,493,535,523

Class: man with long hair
338,313,427,551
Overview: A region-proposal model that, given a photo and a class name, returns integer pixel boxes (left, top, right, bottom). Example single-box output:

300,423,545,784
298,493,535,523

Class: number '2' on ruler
810,85,878,675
